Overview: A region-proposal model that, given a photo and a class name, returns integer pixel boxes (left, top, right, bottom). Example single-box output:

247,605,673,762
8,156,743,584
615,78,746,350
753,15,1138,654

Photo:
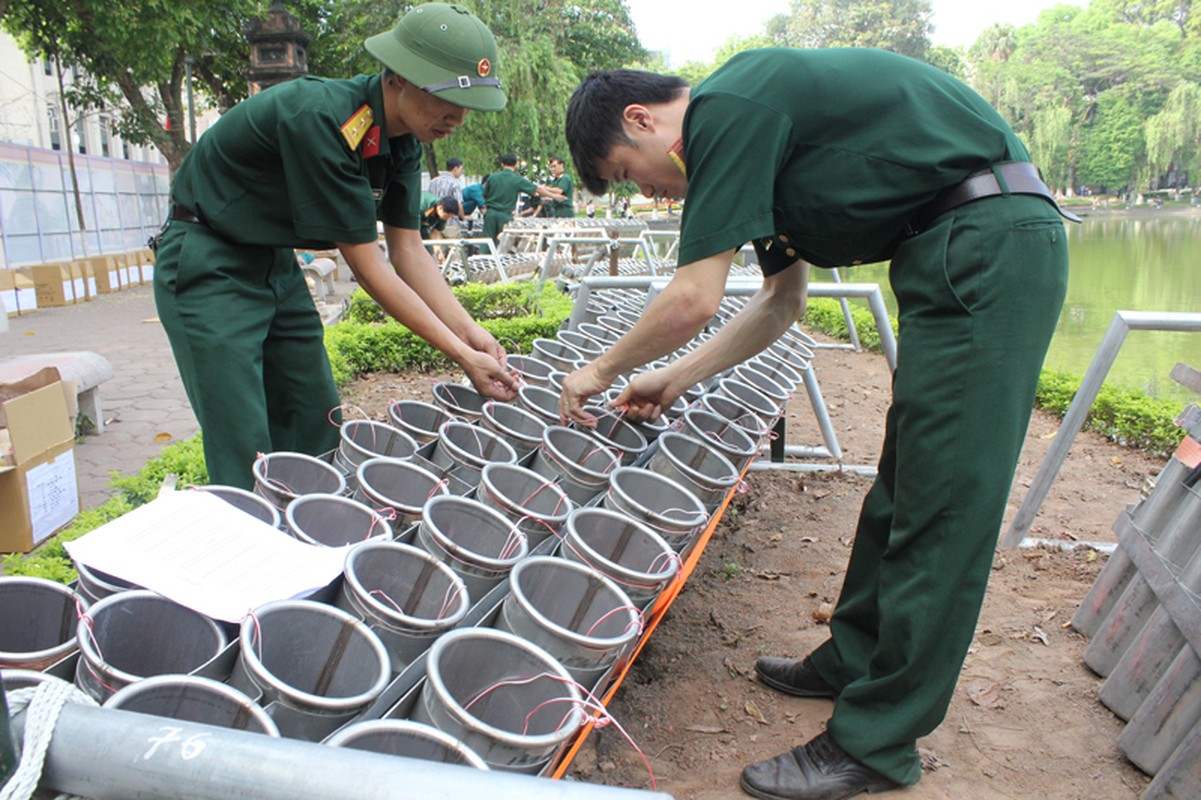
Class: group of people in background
417,152,578,246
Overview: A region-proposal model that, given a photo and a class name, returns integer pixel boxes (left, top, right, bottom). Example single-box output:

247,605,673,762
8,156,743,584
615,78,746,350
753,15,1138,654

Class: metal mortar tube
12,703,675,800
1,674,17,789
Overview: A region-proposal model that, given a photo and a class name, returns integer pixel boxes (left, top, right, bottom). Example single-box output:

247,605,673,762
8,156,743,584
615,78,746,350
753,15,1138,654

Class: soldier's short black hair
566,70,689,195
499,153,518,167
445,157,463,170
438,196,461,216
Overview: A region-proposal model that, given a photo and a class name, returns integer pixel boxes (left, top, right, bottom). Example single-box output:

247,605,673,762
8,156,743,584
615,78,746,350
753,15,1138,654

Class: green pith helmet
365,3,506,112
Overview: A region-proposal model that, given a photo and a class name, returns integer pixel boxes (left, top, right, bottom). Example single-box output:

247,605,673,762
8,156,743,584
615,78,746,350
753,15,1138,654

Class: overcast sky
624,0,1091,66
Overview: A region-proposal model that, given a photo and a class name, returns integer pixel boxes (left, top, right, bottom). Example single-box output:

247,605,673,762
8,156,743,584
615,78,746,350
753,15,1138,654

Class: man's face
596,141,686,202
392,78,468,143
550,160,564,177
452,164,464,177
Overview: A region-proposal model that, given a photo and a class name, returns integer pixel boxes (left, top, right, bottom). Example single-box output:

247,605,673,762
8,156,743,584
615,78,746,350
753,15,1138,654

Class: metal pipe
748,461,879,477
14,703,673,800
1002,310,1201,548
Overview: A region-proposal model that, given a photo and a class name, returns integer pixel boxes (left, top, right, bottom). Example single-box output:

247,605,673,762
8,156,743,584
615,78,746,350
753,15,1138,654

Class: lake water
810,209,1201,403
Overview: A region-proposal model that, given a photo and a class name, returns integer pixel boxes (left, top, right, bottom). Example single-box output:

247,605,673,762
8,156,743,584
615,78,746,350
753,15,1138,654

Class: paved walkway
3,275,357,510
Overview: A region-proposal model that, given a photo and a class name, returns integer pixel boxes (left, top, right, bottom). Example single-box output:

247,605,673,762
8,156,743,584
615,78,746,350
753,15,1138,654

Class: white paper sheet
64,491,348,622
26,453,80,544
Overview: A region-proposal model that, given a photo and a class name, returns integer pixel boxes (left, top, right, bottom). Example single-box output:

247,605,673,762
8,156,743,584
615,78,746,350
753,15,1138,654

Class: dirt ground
342,333,1174,800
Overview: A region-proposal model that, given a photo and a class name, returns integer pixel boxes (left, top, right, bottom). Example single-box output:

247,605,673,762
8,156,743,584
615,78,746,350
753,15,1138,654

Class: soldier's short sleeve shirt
171,74,422,249
676,48,1030,273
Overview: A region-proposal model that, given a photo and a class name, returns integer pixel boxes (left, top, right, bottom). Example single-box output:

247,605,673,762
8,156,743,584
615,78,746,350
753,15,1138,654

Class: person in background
419,193,461,241
545,156,575,218
461,182,485,216
153,4,517,490
558,50,1073,800
419,192,461,264
481,153,564,243
427,156,465,212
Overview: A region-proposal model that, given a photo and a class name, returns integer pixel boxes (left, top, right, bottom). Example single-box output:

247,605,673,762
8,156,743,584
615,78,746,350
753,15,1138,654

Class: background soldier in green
546,156,575,218
481,153,563,243
560,49,1073,800
153,3,516,490
419,192,460,240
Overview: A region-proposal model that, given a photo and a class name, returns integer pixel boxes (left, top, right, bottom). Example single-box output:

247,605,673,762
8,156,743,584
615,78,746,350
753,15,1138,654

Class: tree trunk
56,55,89,257
424,142,439,179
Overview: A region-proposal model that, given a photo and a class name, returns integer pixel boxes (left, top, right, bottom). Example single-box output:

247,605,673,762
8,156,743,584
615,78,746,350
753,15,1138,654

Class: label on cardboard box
27,452,79,543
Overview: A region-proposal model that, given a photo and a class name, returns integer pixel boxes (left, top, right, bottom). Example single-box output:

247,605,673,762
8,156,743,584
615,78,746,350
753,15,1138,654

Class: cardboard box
135,249,155,283
0,377,80,553
0,270,38,315
29,264,79,307
0,269,21,316
118,252,140,287
70,260,95,300
91,256,121,294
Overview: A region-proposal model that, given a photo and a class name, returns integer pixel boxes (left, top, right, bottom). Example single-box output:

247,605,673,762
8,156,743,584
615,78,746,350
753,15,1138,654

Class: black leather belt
170,205,204,225
907,162,1081,235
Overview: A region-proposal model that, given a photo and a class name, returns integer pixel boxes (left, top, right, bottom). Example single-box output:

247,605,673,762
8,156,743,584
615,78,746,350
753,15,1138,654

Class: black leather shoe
755,656,837,699
740,732,902,800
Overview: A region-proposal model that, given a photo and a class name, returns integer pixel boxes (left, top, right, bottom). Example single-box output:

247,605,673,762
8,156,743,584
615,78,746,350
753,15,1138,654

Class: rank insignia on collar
361,126,381,158
341,104,374,151
666,136,686,177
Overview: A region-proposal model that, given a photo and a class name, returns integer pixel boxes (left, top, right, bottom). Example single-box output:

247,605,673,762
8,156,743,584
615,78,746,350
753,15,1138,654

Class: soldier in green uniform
545,156,575,218
153,3,516,491
559,49,1074,800
419,191,460,240
481,153,563,243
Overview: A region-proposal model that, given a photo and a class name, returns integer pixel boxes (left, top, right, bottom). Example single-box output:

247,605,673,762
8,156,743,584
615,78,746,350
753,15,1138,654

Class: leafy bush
1035,369,1185,458
803,298,896,354
326,281,572,386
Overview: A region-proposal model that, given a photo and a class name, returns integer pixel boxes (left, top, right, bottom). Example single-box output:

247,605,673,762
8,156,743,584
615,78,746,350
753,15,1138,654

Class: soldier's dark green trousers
808,194,1069,785
153,221,341,490
483,210,513,244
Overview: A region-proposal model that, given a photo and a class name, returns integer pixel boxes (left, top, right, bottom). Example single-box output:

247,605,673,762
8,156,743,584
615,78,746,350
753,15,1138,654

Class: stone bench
0,352,114,434
300,256,338,301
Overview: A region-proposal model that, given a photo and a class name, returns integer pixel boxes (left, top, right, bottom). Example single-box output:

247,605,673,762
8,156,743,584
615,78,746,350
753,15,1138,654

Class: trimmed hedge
328,282,573,386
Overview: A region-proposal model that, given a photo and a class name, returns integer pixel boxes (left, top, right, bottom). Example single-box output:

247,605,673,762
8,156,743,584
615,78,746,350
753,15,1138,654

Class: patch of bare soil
342,334,1167,800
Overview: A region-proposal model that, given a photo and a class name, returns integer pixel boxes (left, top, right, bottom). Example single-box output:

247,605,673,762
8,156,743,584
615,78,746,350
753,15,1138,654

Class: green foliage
767,0,935,61
1035,370,1185,457
108,435,209,506
802,297,896,353
1077,92,1146,189
326,280,572,385
1,436,205,583
2,0,265,172
963,1,1193,193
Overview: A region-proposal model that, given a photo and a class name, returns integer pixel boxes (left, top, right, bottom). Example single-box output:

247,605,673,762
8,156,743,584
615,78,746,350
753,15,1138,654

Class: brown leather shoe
755,656,837,699
740,732,901,800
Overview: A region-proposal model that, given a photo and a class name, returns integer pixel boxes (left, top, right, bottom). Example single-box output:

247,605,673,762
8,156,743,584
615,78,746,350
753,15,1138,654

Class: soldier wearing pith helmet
154,3,515,491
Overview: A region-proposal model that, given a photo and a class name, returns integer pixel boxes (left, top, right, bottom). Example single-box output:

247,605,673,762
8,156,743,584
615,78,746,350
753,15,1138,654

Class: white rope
2,679,97,800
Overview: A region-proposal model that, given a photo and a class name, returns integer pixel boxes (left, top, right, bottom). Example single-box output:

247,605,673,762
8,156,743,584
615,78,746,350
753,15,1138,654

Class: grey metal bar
828,269,863,352
1001,310,1201,549
748,461,879,477
13,703,673,800
799,365,843,461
